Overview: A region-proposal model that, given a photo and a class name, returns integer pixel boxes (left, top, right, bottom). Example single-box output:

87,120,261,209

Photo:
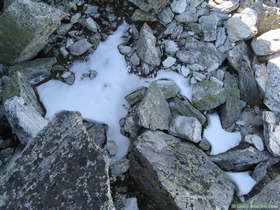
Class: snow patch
226,171,257,196
204,113,241,155
37,24,191,160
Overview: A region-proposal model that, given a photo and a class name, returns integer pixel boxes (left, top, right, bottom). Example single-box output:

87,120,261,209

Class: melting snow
204,113,242,155
37,24,191,160
226,171,257,196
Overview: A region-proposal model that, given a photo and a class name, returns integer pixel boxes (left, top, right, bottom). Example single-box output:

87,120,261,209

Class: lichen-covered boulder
0,0,65,64
0,111,115,210
129,130,235,210
192,80,226,111
137,82,171,130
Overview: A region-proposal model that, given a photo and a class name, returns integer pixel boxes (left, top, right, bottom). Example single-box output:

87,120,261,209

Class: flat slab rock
129,130,235,210
0,111,115,210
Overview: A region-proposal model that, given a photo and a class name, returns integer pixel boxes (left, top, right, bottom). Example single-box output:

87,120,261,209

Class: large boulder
192,80,226,111
137,82,171,130
4,96,48,144
0,0,65,64
7,57,57,85
211,146,271,171
251,29,280,56
227,41,261,106
264,56,280,112
226,8,258,42
220,72,241,129
247,175,280,207
176,41,226,72
0,111,115,209
136,23,161,66
129,130,235,209
263,111,280,157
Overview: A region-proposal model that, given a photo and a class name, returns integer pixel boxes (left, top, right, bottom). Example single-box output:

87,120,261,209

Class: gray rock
158,7,174,25
171,0,187,14
8,57,57,85
169,96,207,125
220,72,241,129
192,80,226,111
215,27,227,48
120,115,141,139
106,141,118,157
227,42,261,106
162,56,176,68
125,88,147,106
83,17,99,33
263,111,280,157
199,139,212,151
83,120,107,147
129,130,235,210
208,0,240,13
128,0,170,14
71,13,81,23
251,29,280,56
118,45,132,56
177,41,226,72
57,23,73,35
211,146,271,171
69,39,93,56
164,40,178,56
244,134,264,151
130,52,140,66
1,72,44,116
156,80,179,99
163,21,184,38
60,46,69,58
110,158,130,178
264,56,280,112
226,8,258,42
247,175,280,207
131,9,157,22
137,82,171,130
254,63,268,97
175,9,198,23
136,23,161,66
61,71,75,85
0,0,65,64
199,14,219,42
0,111,115,209
4,96,48,144
169,115,202,143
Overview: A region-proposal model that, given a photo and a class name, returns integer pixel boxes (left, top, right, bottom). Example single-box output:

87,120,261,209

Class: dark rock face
0,111,115,210
129,130,235,210
227,42,261,106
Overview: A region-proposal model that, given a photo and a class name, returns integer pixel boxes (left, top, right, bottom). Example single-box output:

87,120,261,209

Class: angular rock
158,7,174,25
247,175,280,207
128,0,170,14
0,0,65,64
162,56,176,68
171,0,187,14
192,80,226,111
137,82,171,130
226,8,258,42
227,42,261,106
4,96,48,144
8,57,57,85
131,9,157,22
211,146,271,171
129,130,235,210
220,72,241,128
208,0,239,13
251,29,280,56
177,41,226,72
0,111,115,209
164,40,178,56
175,9,198,23
169,115,202,143
254,62,268,97
69,39,93,56
199,14,219,42
136,23,161,66
83,120,107,147
244,134,264,151
169,96,207,125
264,56,280,112
83,17,99,33
263,111,280,157
1,72,44,115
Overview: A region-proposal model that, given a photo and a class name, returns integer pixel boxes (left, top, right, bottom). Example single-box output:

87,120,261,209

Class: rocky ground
0,0,280,209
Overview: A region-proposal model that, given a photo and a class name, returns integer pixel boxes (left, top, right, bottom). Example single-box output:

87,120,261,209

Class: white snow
204,113,241,155
226,171,257,196
37,23,191,160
